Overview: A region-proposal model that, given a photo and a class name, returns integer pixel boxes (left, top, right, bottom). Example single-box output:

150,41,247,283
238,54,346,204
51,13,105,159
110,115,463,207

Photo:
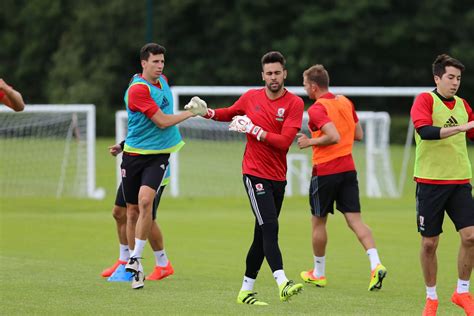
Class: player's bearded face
262,63,286,93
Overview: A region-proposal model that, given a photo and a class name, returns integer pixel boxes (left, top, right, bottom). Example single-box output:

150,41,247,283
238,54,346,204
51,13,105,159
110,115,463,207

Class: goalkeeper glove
229,115,264,141
184,96,208,116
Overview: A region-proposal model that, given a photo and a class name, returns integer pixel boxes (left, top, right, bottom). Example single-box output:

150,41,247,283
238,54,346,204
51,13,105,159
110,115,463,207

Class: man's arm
440,121,474,139
0,79,25,112
297,122,340,149
354,122,363,141
151,109,195,129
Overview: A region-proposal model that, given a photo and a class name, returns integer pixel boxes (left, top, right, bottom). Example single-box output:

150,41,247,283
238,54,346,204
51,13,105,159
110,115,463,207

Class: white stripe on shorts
244,176,264,225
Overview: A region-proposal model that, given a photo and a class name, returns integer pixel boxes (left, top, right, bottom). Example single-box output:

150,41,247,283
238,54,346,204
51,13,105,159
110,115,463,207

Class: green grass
0,138,469,315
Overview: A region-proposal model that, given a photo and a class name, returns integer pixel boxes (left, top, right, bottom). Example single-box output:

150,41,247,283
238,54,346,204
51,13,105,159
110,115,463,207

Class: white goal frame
116,85,432,198
0,104,105,199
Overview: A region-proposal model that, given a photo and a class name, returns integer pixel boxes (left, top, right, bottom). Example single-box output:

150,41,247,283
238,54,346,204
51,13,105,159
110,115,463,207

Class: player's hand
229,115,264,140
460,121,474,131
229,115,251,133
184,96,208,116
296,133,312,149
108,143,122,156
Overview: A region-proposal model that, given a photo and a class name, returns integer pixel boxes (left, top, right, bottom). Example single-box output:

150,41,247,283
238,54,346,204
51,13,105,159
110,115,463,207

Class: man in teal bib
121,43,206,289
411,54,474,315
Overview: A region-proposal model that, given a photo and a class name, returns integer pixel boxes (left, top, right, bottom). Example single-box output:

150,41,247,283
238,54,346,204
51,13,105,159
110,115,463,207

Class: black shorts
309,170,361,217
416,183,474,237
120,153,170,205
115,183,166,220
242,174,286,226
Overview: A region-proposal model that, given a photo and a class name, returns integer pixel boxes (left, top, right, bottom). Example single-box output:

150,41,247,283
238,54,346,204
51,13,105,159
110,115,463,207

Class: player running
297,64,387,291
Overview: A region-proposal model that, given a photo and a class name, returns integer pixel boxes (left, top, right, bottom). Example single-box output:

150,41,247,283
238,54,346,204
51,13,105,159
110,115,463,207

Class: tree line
2,0,473,136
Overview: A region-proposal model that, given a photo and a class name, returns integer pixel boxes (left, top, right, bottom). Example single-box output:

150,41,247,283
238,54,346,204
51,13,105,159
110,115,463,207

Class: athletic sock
313,255,326,278
241,276,256,291
426,286,438,300
153,249,169,267
366,248,381,270
131,238,146,259
457,279,470,294
273,269,289,287
119,244,130,262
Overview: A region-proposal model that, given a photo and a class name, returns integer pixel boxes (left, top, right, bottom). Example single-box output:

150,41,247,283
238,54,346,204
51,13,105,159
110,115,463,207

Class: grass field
0,138,470,315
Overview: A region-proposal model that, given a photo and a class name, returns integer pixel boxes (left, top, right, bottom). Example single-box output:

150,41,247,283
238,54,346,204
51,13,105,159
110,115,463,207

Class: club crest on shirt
276,108,285,121
255,183,265,195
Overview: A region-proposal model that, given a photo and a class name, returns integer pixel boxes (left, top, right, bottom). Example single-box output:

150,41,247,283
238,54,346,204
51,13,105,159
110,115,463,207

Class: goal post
115,84,431,198
0,104,105,199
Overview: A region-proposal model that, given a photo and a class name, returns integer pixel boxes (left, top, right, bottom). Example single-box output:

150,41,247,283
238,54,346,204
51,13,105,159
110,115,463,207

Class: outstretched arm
0,79,25,112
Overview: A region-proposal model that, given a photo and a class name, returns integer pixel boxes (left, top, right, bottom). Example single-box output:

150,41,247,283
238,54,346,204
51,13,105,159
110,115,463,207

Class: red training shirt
411,91,474,184
308,92,359,176
212,88,304,181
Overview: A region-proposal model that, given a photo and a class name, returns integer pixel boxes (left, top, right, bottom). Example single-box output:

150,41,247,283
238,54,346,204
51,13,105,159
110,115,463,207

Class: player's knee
421,237,438,254
112,205,127,222
126,205,139,222
461,231,474,247
138,196,154,211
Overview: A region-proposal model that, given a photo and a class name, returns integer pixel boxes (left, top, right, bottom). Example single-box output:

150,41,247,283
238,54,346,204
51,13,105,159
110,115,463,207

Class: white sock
313,255,326,278
366,248,381,270
131,238,146,259
426,286,438,300
273,269,288,287
240,276,256,291
457,279,470,294
119,244,130,262
154,249,169,267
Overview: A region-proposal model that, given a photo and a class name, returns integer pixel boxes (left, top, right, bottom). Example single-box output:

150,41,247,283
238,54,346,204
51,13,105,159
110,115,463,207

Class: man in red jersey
296,64,387,292
188,51,304,305
411,54,474,316
0,78,24,111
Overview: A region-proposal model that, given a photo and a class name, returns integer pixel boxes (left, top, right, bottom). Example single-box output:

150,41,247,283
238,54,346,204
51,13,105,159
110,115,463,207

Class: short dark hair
432,54,465,77
261,51,286,68
140,43,166,61
303,64,330,89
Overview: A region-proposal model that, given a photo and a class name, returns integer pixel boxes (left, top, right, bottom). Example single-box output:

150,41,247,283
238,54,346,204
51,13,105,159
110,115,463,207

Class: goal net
115,84,432,198
0,105,104,199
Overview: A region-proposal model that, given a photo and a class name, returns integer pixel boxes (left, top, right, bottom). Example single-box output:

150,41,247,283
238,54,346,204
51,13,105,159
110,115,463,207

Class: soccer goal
0,105,105,199
115,85,431,198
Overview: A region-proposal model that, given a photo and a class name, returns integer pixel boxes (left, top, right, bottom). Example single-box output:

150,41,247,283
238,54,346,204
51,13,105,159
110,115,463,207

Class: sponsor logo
444,115,459,127
276,107,285,121
121,169,126,178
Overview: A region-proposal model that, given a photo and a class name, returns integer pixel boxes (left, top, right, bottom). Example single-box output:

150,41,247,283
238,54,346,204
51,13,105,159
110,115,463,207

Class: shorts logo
255,183,265,195
121,169,126,178
160,164,165,170
419,215,425,231
276,108,285,121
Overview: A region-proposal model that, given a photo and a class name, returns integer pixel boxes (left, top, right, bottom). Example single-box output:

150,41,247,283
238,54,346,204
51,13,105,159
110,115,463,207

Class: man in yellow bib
411,54,474,316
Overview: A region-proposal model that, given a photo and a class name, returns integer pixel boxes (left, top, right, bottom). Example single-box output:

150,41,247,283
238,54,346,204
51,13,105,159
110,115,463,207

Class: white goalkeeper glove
184,96,208,116
229,115,264,141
